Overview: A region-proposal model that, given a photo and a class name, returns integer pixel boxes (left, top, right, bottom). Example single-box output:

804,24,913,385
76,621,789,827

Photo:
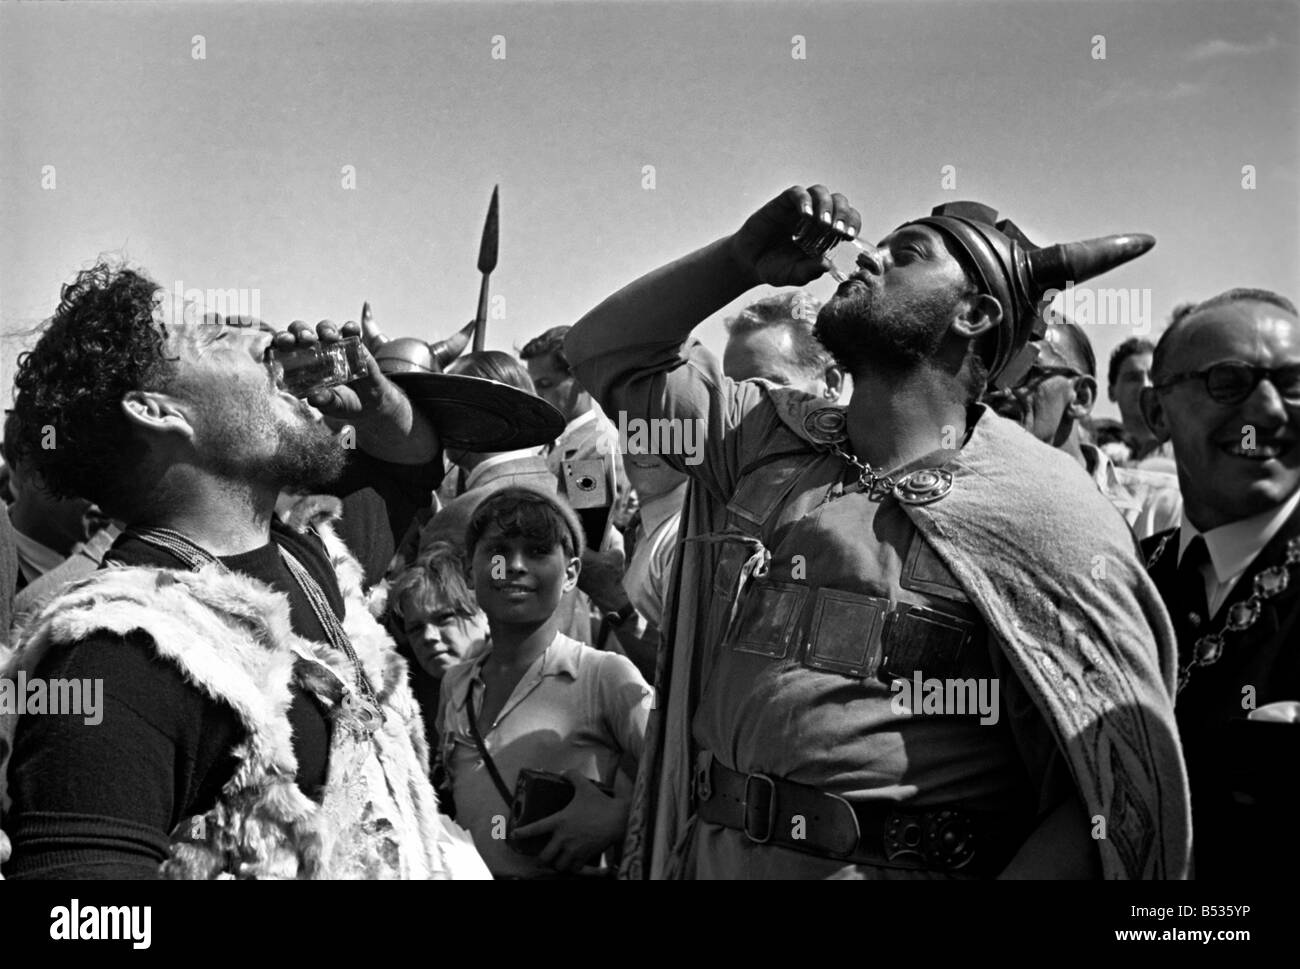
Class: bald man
722,292,845,401
1139,287,1300,878
987,320,1181,541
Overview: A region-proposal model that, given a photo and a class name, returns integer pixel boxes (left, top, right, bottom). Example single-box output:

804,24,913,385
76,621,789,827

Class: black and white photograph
0,0,1296,947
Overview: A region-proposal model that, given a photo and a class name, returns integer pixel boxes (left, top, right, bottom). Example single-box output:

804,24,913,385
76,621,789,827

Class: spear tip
477,185,500,274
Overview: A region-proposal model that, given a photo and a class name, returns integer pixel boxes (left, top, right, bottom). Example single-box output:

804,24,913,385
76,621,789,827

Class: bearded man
567,185,1190,879
0,262,491,879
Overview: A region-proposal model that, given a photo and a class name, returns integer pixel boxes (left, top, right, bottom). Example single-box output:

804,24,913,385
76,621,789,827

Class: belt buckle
883,810,927,865
883,808,978,871
923,809,977,871
742,773,777,844
694,752,713,802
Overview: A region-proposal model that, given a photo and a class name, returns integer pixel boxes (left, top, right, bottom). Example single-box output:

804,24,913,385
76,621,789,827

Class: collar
464,448,546,491
8,514,66,581
1179,487,1300,583
637,482,689,537
561,407,599,439
447,631,584,710
1080,443,1116,492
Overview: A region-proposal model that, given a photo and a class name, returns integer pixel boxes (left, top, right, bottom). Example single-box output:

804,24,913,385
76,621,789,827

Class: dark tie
1177,534,1212,631
623,509,643,562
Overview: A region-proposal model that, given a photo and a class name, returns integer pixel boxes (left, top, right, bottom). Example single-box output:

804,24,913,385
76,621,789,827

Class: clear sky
2,0,1296,418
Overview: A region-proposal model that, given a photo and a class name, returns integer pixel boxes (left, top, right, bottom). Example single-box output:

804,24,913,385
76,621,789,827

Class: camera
507,768,614,856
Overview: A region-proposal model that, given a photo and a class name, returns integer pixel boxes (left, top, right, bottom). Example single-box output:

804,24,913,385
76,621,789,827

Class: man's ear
1138,386,1171,443
564,554,582,593
1068,376,1098,421
120,390,195,442
822,365,845,402
951,293,1002,342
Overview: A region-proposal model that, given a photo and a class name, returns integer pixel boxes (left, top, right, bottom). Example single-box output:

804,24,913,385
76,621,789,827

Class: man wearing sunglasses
987,321,1181,541
1139,287,1300,878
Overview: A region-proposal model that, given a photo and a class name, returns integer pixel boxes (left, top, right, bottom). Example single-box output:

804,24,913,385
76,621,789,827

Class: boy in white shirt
437,487,652,878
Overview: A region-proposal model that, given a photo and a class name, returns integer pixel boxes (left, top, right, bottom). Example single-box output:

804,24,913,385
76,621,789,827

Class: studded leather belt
694,755,1022,877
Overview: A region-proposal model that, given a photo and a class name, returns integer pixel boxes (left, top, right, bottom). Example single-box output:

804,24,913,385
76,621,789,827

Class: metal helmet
372,337,437,374
370,319,477,375
904,201,1154,389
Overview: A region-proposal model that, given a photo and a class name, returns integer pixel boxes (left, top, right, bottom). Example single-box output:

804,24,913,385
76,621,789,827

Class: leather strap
694,755,1020,876
465,688,515,809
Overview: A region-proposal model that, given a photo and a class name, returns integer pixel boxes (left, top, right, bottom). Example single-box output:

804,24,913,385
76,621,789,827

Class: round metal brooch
893,468,954,505
802,407,848,445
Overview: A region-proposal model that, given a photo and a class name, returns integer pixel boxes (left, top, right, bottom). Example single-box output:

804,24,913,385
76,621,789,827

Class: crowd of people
0,184,1295,880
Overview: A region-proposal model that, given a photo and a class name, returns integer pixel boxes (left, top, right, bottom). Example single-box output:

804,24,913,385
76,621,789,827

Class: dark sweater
0,511,16,641
3,525,337,879
335,453,442,588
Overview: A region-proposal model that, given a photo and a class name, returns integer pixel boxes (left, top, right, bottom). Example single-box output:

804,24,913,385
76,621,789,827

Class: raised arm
566,237,756,377
565,186,861,497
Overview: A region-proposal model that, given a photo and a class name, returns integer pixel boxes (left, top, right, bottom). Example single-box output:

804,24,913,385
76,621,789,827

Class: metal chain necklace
827,441,899,500
1143,531,1175,571
128,525,383,724
1149,532,1300,694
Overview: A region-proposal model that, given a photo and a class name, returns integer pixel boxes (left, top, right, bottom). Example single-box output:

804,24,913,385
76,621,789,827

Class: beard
813,278,961,376
196,389,347,493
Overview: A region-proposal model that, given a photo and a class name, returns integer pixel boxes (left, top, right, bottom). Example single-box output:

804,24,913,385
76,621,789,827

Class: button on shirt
438,633,653,878
1178,487,1300,618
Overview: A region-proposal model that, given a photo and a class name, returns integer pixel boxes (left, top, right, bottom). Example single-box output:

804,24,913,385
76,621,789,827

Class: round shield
387,371,565,452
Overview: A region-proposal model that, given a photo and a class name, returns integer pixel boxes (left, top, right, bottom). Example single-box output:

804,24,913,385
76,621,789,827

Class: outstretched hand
729,184,863,287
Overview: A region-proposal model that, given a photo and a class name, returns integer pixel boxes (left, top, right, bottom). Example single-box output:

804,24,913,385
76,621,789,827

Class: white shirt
438,632,652,878
1178,487,1300,617
1082,443,1182,542
621,483,687,630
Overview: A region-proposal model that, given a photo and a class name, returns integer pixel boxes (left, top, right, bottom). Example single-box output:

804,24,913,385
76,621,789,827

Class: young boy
437,486,652,878
386,542,491,754
390,543,491,681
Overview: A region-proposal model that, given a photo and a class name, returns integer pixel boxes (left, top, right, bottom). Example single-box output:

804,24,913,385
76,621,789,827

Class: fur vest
0,522,488,879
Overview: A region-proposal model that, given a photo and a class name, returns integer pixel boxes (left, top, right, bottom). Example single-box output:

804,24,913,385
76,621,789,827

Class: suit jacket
1142,503,1300,878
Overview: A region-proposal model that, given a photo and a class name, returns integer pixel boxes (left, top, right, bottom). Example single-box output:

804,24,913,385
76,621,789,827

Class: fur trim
1,524,478,879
